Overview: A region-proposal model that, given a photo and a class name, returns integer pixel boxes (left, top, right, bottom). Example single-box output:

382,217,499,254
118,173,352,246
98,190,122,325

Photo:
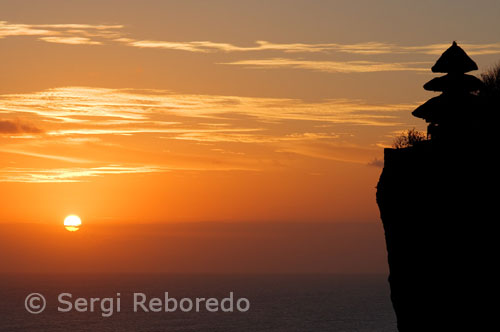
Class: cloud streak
0,86,407,182
0,165,163,183
2,21,499,57
0,149,92,163
39,36,103,45
117,38,500,56
221,58,430,73
0,163,263,183
0,21,123,45
0,87,414,132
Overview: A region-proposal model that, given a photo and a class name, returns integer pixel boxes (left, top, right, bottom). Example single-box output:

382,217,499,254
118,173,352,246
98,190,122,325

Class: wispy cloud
0,165,163,183
401,43,500,56
0,86,410,182
115,39,349,53
115,39,241,52
0,87,414,132
0,21,122,45
0,21,52,37
46,127,262,137
33,24,123,30
171,132,341,144
0,119,42,134
2,21,499,57
117,38,500,56
0,163,263,183
221,58,430,73
0,149,92,163
367,158,384,168
274,140,382,165
39,36,102,45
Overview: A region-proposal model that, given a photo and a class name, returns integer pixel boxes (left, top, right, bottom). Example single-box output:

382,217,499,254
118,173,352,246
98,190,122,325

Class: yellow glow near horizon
64,215,82,232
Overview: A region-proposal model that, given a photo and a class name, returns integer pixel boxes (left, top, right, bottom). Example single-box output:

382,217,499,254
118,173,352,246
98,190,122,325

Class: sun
64,215,82,232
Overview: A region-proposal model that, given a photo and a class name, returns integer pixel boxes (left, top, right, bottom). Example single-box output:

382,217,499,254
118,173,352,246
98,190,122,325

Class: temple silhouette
413,41,484,141
377,42,495,331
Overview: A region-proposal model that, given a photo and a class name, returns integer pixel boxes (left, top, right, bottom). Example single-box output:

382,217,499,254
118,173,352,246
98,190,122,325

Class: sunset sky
1,0,499,273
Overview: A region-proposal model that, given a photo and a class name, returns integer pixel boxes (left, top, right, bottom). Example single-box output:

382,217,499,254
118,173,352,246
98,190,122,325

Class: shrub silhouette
480,62,500,102
392,128,426,149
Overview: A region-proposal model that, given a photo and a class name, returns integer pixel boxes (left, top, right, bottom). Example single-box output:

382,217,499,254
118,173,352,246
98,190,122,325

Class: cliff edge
377,142,494,331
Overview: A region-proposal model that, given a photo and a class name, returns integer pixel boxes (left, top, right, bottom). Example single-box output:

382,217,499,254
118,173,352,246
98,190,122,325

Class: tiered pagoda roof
412,42,483,129
423,74,483,93
431,41,478,73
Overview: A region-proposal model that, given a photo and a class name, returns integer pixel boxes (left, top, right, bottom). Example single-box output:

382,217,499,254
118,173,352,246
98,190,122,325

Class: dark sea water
0,275,396,332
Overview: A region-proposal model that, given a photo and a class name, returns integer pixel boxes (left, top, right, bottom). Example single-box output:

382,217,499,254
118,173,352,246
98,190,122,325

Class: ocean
0,274,396,331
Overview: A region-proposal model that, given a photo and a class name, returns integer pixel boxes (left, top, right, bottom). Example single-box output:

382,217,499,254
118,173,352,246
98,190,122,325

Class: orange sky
1,0,499,273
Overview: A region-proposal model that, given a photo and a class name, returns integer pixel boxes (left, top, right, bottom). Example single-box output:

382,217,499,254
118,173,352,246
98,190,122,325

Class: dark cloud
367,158,384,168
0,120,43,134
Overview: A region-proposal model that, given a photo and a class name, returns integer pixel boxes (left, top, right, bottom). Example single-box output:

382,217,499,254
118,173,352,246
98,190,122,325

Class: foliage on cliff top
392,128,427,149
480,62,500,102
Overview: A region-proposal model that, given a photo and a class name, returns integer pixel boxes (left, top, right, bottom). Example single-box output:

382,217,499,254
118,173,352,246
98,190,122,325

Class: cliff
376,140,495,331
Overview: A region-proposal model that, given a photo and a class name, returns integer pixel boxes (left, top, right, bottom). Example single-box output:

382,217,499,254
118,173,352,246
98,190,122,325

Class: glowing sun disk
64,215,82,232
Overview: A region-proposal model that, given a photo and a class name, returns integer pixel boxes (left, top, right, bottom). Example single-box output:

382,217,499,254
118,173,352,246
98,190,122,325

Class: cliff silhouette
377,42,497,331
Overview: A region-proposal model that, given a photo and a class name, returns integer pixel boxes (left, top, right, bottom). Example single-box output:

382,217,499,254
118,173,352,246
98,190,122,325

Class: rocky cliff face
376,141,495,331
